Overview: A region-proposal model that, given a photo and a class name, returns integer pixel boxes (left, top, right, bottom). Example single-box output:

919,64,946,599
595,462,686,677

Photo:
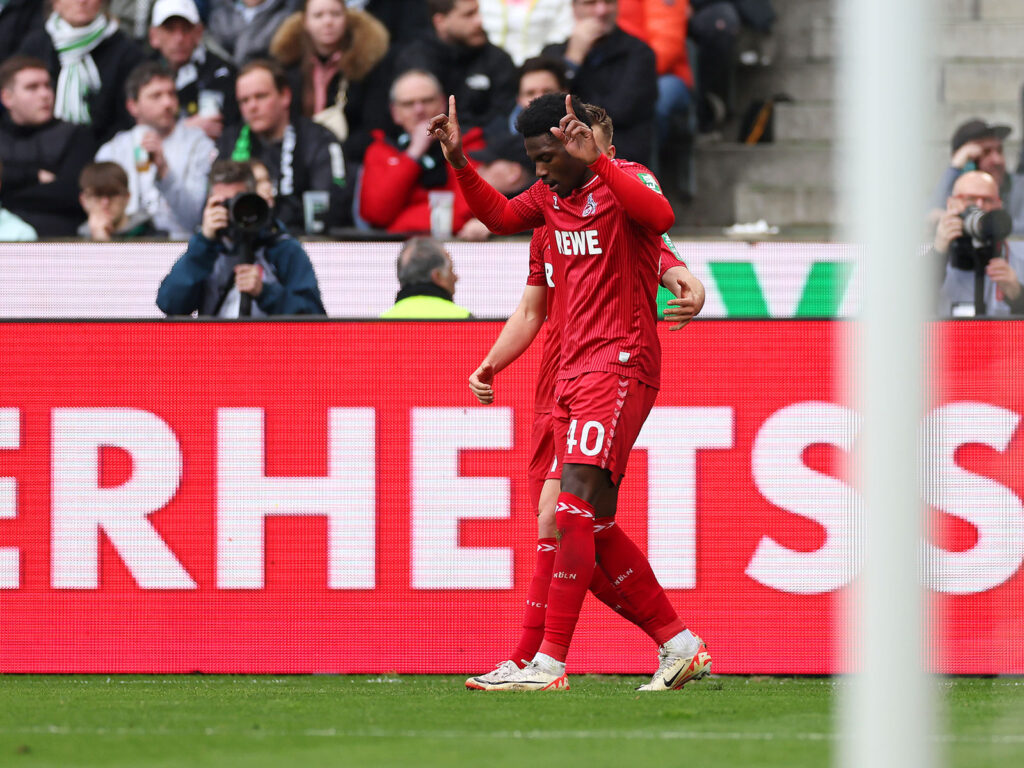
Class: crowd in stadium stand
0,0,780,246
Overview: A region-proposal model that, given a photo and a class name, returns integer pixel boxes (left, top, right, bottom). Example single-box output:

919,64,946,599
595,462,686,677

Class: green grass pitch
0,675,1022,767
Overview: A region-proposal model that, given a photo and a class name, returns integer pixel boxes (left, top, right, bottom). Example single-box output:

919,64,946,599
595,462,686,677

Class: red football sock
510,538,558,665
588,560,656,642
538,492,596,662
593,520,684,646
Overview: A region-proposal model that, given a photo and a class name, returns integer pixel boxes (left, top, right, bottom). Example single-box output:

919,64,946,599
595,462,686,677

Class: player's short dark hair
208,160,256,192
426,0,456,16
518,57,569,93
125,61,175,101
397,237,449,287
79,162,130,197
584,103,613,143
516,92,590,139
238,59,290,93
0,55,50,91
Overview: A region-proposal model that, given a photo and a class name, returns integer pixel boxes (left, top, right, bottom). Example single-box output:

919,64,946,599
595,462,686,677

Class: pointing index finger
564,93,576,121
449,95,458,121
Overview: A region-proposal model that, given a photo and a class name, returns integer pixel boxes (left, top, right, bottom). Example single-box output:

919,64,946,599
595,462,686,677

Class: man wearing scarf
18,0,144,144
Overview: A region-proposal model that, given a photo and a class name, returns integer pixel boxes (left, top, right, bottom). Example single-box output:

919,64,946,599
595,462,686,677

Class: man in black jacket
0,56,94,237
147,0,239,142
217,59,352,233
0,0,44,70
393,0,517,133
541,0,657,167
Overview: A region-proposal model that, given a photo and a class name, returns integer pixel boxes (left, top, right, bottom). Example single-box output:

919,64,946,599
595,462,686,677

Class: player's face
524,133,589,198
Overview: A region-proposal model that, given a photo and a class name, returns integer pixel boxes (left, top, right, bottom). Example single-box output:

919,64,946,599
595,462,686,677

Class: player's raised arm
429,95,469,169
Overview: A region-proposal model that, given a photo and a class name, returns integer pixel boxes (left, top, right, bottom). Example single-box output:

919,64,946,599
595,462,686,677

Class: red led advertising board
0,321,1021,673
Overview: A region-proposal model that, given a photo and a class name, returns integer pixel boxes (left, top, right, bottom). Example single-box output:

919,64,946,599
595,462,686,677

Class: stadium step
773,101,1021,143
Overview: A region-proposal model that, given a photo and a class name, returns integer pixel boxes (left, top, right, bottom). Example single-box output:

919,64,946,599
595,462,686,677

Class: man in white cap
148,0,237,141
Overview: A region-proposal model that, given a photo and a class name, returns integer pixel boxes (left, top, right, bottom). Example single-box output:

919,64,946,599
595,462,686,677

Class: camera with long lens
223,192,271,236
949,205,1012,270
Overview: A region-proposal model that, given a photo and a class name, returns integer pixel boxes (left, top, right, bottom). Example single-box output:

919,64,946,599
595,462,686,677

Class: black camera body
222,192,271,236
949,206,1012,271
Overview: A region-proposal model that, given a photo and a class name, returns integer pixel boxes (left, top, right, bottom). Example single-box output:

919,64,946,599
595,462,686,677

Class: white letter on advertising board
636,407,734,589
217,408,376,589
51,408,194,589
411,408,512,589
0,408,19,588
747,402,863,594
921,402,1024,594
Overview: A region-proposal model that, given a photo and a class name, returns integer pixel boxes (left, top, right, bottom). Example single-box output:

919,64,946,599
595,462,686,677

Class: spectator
359,69,488,238
541,0,657,166
269,0,392,161
930,118,1024,237
20,0,144,144
157,159,326,316
617,0,694,194
0,0,44,70
148,0,239,141
487,55,567,139
472,131,533,197
0,56,94,237
356,0,430,47
249,158,277,208
934,171,1024,317
0,159,38,242
394,0,518,132
95,61,215,239
206,0,296,66
218,58,351,233
479,0,573,66
380,236,471,318
78,161,165,240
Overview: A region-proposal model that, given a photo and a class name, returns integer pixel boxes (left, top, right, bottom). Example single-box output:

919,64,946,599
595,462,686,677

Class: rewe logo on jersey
554,229,603,256
582,193,597,216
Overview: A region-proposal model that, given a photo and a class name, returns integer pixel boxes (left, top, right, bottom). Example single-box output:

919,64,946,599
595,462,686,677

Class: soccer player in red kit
463,108,707,690
429,92,711,691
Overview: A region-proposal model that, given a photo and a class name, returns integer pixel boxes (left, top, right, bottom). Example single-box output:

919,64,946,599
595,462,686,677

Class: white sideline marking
1,727,1022,745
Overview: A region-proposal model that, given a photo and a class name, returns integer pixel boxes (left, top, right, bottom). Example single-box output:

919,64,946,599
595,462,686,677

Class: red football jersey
527,222,685,414
526,227,560,414
511,157,669,388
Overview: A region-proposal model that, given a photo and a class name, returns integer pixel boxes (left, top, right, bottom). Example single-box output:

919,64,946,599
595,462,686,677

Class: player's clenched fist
468,361,496,404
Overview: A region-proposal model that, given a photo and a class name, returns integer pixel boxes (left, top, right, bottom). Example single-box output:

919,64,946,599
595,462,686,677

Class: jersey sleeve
526,227,549,286
589,153,674,233
453,164,543,233
658,233,687,282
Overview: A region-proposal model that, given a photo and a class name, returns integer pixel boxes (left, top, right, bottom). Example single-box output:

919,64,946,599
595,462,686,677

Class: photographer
935,170,1024,317
156,159,326,317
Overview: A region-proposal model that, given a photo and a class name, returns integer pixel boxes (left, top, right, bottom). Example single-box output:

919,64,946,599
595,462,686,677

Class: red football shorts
528,411,561,512
552,372,658,485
